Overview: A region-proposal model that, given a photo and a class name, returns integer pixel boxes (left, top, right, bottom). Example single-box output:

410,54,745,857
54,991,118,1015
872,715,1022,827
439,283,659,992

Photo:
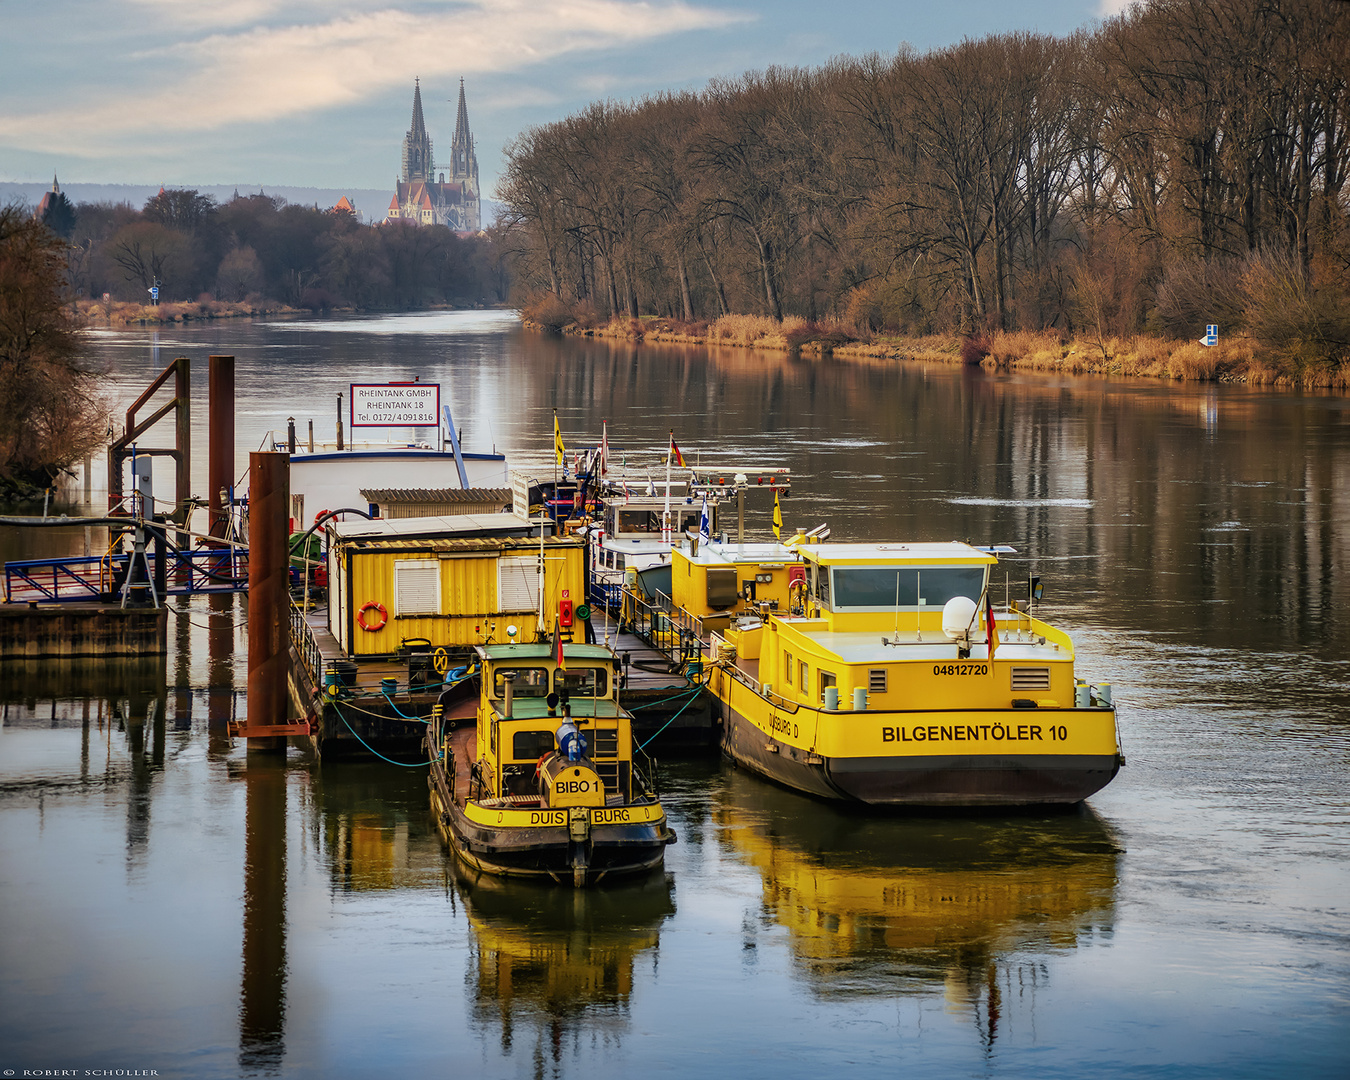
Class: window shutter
395,560,440,616
499,555,539,612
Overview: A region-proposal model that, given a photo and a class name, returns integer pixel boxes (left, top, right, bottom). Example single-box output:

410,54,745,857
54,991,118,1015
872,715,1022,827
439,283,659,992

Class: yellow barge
427,641,677,886
669,539,1122,806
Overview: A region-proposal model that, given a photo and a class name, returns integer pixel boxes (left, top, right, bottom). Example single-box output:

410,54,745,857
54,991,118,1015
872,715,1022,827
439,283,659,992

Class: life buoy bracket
357,601,387,632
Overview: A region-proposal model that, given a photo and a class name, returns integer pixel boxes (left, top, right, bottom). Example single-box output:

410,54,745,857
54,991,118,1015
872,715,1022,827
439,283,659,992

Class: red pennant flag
986,594,999,663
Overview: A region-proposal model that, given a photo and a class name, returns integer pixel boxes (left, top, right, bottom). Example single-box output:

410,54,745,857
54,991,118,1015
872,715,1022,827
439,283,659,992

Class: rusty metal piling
243,451,292,752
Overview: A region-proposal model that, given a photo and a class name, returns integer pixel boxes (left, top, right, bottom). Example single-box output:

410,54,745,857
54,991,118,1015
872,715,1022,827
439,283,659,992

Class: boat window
819,670,837,704
830,566,986,610
555,666,609,697
512,729,556,760
799,660,809,693
493,667,550,697
784,651,793,685
618,510,663,533
813,566,830,608
616,553,626,570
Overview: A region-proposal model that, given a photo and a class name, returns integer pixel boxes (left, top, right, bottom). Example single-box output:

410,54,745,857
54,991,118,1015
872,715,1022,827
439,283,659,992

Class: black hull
722,709,1120,808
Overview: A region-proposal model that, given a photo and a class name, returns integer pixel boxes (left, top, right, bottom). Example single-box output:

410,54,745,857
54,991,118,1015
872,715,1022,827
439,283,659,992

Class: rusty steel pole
246,451,290,753
208,355,235,545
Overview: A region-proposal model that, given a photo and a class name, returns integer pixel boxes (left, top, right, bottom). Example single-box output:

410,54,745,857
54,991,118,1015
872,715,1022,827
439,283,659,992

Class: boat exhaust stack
502,671,516,719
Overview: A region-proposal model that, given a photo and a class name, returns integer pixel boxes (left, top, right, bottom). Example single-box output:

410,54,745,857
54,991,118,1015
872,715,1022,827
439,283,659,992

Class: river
1,311,1347,1078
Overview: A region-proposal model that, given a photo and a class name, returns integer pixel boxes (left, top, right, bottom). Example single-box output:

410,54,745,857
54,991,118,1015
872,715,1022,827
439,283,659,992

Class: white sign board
350,382,440,427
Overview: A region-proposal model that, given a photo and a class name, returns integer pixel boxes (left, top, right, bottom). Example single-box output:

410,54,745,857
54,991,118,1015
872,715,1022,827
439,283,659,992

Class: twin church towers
386,78,481,232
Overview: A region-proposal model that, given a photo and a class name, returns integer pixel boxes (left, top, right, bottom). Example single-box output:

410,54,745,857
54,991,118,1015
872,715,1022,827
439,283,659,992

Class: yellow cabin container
326,514,587,657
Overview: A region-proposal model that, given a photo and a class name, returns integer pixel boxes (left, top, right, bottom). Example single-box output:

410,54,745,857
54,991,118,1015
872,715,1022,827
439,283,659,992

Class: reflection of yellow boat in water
713,769,1120,1000
452,863,674,1045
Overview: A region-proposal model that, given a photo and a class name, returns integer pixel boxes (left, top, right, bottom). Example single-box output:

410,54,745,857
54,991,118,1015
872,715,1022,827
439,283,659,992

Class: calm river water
2,311,1348,1078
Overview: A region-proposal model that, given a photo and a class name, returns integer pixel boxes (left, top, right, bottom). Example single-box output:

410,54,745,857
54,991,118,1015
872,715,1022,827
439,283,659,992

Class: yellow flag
553,411,565,465
773,489,782,540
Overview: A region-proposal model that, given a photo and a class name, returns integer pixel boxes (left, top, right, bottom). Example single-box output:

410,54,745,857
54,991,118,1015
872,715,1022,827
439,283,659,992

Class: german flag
669,432,686,468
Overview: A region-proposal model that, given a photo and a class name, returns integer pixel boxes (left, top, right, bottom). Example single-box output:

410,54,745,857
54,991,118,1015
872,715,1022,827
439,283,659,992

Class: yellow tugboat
427,640,676,886
670,538,1122,806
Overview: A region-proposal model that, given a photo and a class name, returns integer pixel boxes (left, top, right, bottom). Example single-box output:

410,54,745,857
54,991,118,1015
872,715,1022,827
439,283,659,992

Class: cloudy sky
2,0,1128,201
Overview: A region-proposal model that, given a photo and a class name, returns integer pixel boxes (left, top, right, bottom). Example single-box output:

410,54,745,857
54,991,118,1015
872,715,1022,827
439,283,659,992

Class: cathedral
386,78,481,232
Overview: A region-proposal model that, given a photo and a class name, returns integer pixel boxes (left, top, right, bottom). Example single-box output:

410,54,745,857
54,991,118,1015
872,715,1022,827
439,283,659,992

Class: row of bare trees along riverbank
34,187,508,311
498,0,1350,382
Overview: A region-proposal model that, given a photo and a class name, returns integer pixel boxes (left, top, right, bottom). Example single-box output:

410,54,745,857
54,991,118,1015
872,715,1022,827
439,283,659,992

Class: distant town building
386,78,481,233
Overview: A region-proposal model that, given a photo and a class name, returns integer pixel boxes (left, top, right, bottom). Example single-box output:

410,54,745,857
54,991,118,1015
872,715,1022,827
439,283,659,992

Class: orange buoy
357,601,387,632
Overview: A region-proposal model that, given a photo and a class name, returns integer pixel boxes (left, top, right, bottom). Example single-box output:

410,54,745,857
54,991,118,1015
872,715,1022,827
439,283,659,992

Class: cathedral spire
452,78,470,155
402,77,434,183
411,78,427,142
449,76,478,195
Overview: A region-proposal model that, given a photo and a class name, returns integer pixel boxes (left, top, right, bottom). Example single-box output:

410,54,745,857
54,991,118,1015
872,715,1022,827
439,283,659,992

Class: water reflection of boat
713,769,1120,1005
453,863,674,1049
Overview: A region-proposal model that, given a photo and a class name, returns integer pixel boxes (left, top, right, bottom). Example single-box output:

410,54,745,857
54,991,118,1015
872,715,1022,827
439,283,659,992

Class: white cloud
1096,0,1134,16
123,0,372,30
0,0,748,149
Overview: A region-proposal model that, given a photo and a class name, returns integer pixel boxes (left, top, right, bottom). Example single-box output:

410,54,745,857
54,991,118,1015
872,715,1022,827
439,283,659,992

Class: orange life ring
357,601,387,632
314,509,332,525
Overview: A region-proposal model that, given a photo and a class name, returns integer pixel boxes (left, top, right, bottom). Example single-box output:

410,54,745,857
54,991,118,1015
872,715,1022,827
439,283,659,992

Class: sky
1,0,1130,205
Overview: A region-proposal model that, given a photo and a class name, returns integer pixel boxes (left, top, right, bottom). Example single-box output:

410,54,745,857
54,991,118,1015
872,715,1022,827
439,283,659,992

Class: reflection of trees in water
564,336,1350,659
455,867,675,1070
716,771,1120,1044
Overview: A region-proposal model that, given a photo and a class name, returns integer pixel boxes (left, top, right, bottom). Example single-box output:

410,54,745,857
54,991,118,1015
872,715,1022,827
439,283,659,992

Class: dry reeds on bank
520,300,1349,391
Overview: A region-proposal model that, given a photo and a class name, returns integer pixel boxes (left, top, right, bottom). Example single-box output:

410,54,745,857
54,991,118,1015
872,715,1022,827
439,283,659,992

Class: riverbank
526,311,1350,390
76,298,315,327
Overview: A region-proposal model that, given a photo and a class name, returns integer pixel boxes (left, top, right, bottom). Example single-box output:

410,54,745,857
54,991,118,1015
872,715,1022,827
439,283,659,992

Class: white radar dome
942,596,979,642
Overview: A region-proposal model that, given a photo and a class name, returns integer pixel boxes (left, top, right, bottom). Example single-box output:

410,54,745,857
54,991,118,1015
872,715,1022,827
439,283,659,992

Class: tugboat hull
430,784,670,885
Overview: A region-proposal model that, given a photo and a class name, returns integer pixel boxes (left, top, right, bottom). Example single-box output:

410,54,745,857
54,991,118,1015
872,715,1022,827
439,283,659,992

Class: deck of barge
289,607,715,759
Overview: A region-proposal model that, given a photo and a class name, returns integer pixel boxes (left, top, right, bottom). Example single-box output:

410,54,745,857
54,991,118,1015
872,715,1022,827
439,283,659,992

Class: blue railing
4,547,249,603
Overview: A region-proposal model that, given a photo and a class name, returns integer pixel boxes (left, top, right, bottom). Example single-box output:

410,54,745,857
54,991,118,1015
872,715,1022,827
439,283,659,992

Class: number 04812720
931,663,989,676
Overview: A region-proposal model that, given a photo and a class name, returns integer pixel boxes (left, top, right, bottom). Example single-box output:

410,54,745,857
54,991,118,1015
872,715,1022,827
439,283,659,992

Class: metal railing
4,546,249,603
290,599,325,685
622,587,709,676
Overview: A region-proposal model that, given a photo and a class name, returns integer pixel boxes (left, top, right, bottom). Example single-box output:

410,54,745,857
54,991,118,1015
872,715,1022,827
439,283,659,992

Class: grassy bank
523,309,1350,390
76,298,310,327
